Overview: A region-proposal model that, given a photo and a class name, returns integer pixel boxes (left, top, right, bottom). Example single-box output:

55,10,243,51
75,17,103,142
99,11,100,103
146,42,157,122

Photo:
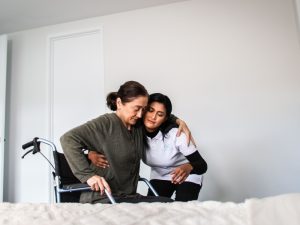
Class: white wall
4,0,300,202
0,35,8,202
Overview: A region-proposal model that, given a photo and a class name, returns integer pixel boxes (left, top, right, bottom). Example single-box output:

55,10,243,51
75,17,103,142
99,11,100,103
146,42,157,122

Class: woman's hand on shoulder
176,119,196,146
170,163,193,184
88,151,109,168
87,175,111,195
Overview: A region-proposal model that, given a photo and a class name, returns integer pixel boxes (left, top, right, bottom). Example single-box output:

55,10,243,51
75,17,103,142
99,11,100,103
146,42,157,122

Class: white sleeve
174,129,197,156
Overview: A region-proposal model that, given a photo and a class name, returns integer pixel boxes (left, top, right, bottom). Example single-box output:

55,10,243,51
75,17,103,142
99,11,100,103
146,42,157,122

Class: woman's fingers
171,166,191,184
97,177,111,195
98,154,107,159
87,175,111,195
171,169,184,184
96,157,109,168
87,176,98,191
97,178,105,195
94,183,99,191
101,177,112,194
178,174,188,184
178,172,187,183
89,151,110,168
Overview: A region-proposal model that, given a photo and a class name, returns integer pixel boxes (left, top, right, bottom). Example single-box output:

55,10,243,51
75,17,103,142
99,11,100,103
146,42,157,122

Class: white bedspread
0,193,299,225
246,193,300,225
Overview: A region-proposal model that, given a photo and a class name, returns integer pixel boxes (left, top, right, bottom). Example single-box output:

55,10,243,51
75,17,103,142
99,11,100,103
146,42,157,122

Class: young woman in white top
143,93,207,201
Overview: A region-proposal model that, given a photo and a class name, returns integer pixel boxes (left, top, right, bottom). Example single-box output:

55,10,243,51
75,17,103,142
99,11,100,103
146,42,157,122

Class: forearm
186,151,207,175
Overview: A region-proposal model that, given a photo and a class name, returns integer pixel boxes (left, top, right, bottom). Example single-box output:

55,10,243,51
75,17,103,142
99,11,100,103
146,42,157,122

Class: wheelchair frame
22,137,158,204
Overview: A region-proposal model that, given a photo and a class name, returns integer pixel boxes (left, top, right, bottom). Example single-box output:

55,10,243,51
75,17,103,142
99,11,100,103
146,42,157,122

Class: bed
0,193,299,225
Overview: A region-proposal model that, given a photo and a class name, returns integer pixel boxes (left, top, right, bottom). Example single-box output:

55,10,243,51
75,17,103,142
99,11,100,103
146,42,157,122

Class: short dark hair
106,81,149,111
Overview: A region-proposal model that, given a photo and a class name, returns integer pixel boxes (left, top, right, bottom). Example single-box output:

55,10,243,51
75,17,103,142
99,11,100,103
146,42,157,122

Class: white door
48,29,105,201
49,29,105,150
0,35,8,202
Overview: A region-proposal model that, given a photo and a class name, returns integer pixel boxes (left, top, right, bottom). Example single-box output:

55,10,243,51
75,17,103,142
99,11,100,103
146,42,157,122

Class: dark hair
148,93,172,118
106,81,149,111
143,93,175,151
147,93,174,134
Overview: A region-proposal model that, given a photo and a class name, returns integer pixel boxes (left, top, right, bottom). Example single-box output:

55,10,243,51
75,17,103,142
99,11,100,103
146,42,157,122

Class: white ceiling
0,0,187,34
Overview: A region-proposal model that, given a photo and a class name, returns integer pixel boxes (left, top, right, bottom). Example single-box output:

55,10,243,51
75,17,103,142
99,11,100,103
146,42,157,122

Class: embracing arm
170,152,207,184
168,115,195,146
171,130,207,184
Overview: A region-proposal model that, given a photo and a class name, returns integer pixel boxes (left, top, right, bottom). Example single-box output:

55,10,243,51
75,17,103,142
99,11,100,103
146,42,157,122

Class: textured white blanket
246,193,300,225
0,193,299,225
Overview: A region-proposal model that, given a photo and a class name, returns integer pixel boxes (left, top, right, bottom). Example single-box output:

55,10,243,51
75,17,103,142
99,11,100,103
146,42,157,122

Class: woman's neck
145,128,159,139
116,112,131,130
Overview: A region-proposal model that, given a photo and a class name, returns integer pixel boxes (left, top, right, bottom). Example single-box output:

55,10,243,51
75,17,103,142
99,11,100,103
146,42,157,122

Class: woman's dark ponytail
106,92,118,111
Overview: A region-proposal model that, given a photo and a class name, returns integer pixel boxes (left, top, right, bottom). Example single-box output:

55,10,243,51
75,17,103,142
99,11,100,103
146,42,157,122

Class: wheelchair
22,137,159,204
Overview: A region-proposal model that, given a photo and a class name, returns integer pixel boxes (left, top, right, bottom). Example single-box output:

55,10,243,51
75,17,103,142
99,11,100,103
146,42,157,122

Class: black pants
115,193,173,203
147,179,201,202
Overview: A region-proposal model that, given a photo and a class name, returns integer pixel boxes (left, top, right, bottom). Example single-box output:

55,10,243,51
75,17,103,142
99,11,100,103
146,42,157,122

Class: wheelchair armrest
60,183,116,204
62,183,91,191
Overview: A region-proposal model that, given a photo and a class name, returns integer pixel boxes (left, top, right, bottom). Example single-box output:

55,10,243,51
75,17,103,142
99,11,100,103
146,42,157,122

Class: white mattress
0,193,299,225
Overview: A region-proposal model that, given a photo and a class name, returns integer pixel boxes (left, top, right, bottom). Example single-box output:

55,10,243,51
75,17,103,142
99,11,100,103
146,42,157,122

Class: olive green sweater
60,113,144,203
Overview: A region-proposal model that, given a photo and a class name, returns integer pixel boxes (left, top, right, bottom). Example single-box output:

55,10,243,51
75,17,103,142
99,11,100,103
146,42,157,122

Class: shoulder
60,113,117,142
73,113,119,135
94,113,115,120
167,128,191,147
166,127,188,141
95,113,124,131
165,127,179,137
90,113,118,125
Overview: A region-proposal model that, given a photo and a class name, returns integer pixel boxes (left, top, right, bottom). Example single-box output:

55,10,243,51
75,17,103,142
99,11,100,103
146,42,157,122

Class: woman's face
116,96,148,129
143,101,167,132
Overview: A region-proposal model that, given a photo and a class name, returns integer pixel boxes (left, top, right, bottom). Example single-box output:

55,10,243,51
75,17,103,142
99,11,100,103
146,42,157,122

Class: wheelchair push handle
21,137,41,158
22,140,35,150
